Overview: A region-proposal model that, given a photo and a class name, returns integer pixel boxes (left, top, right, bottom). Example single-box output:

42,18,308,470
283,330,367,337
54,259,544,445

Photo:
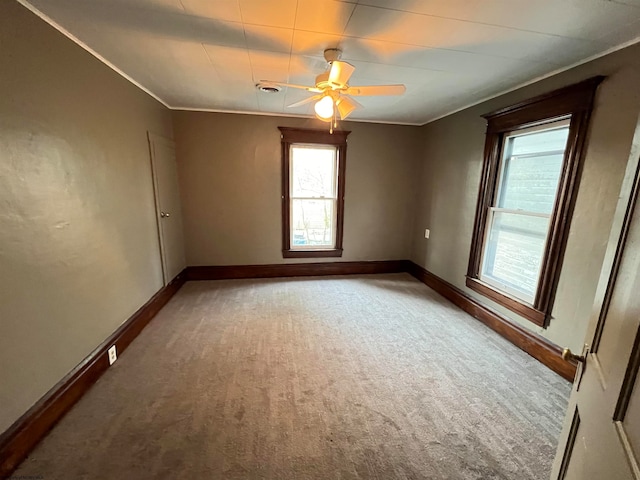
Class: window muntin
480,119,570,304
290,144,338,250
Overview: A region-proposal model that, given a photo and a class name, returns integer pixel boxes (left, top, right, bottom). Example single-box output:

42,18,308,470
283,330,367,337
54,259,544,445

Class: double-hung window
480,119,570,305
278,127,349,258
290,145,338,249
466,77,604,327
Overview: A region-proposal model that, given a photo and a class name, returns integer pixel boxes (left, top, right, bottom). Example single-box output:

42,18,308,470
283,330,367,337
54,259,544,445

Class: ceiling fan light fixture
314,95,334,122
270,47,406,127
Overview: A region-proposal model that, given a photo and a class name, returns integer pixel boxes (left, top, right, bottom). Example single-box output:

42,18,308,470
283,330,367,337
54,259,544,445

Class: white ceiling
21,0,640,125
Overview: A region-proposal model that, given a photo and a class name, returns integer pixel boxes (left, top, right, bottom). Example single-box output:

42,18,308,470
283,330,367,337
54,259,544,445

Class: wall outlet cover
108,345,117,365
425,229,430,239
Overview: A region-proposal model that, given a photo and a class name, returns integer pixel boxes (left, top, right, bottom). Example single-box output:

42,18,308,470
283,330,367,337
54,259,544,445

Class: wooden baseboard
406,261,576,382
0,270,186,477
186,260,409,281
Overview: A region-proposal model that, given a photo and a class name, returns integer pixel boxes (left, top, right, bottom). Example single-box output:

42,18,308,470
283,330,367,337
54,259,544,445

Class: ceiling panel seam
14,0,640,126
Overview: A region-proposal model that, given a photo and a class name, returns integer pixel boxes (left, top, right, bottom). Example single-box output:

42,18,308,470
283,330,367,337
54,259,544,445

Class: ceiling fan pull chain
331,103,337,134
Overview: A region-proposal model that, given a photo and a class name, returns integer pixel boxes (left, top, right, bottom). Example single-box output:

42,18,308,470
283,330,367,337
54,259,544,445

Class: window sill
465,276,546,327
283,249,343,259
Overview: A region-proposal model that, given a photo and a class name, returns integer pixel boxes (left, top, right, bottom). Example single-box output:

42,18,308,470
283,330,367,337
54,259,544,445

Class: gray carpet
15,274,570,479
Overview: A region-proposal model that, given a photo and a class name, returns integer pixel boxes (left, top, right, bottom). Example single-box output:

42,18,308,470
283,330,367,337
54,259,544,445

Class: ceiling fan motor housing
315,72,332,90
323,48,342,63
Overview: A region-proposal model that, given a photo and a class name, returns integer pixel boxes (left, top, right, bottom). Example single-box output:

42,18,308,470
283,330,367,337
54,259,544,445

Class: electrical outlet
424,229,430,239
108,345,117,365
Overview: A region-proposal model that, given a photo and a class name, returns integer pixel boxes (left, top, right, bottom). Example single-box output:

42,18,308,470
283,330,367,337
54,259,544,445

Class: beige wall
411,43,640,351
173,112,421,266
0,2,173,433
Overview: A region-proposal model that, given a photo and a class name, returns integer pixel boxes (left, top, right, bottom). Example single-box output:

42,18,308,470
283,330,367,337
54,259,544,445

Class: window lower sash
465,276,546,327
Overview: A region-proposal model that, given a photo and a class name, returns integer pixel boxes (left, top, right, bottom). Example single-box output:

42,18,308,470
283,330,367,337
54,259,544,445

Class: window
480,119,569,304
278,127,350,258
466,77,604,327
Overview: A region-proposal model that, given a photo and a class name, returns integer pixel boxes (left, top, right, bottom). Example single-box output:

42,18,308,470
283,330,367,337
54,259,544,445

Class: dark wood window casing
279,127,350,259
466,76,605,327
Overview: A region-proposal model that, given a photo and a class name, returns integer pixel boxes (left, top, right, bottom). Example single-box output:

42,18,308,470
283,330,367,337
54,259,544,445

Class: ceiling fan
260,48,406,131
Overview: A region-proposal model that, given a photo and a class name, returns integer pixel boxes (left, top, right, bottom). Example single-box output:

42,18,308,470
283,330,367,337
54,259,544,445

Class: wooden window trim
278,127,350,259
466,76,605,328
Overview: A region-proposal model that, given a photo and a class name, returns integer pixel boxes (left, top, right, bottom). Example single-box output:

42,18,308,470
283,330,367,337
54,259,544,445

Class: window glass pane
291,199,335,248
498,152,564,214
510,127,569,156
481,211,550,303
291,146,336,198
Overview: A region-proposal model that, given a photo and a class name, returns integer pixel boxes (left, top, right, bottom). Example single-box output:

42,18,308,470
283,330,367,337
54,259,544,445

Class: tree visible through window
278,127,349,258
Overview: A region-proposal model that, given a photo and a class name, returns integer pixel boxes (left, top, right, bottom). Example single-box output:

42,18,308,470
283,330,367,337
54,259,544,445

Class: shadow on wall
414,113,486,283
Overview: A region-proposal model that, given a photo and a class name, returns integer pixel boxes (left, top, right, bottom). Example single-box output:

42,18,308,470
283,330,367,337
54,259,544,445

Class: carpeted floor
15,274,571,479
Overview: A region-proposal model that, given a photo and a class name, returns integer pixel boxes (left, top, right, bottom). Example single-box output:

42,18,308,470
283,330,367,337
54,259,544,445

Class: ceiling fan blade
345,84,406,96
328,61,355,87
336,96,362,120
260,80,323,93
286,94,324,108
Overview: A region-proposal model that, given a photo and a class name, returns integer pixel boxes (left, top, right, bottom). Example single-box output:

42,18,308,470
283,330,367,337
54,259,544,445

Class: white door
148,132,186,285
551,130,640,479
